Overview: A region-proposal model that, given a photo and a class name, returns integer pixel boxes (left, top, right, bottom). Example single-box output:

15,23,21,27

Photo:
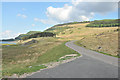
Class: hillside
15,31,41,40
44,20,118,56
15,19,118,41
86,19,119,27
15,19,118,56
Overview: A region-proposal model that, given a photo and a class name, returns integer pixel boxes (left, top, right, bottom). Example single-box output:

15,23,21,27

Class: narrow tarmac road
26,41,118,78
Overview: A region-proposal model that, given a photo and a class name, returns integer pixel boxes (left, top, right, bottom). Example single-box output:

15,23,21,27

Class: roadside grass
36,41,80,64
2,38,80,76
95,51,120,58
2,65,47,76
2,38,61,76
75,41,119,58
74,31,119,58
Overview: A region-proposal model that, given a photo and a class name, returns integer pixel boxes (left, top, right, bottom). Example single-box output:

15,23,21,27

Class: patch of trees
21,32,56,40
1,38,15,41
15,31,41,40
15,34,29,40
86,19,119,27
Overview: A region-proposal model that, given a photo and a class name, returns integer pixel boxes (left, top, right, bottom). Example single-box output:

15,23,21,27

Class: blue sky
1,2,118,39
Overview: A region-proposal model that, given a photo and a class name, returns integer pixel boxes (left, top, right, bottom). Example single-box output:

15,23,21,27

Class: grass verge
74,41,119,58
36,41,80,64
95,51,120,58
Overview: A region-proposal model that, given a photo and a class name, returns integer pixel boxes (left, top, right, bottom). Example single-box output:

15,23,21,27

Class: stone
98,46,102,49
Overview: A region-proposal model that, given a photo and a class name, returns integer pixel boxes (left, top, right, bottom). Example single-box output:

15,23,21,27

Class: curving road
26,41,118,78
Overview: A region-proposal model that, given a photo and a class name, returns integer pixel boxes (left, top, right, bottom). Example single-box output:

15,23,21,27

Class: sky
1,1,118,39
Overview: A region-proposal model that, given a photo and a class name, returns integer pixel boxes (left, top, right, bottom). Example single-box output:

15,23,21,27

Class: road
26,41,118,78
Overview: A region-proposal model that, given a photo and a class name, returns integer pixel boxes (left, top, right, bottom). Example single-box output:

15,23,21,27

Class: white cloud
34,17,57,24
72,0,119,2
17,13,27,18
1,30,12,37
32,24,35,27
22,8,26,11
0,30,12,39
40,19,58,24
34,18,40,21
17,14,21,16
0,30,21,39
22,15,27,18
40,2,117,24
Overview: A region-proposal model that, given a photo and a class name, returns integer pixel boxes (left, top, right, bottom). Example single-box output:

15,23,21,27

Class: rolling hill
44,19,118,56
15,31,41,40
15,19,118,56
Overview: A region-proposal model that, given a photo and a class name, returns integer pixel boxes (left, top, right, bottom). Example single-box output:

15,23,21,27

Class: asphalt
26,41,118,78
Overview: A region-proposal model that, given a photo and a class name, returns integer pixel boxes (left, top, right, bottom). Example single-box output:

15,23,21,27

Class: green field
2,38,80,76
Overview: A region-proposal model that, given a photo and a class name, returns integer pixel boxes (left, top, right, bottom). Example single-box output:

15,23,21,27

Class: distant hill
15,19,119,40
44,19,119,36
15,31,41,40
44,21,90,34
20,32,56,40
15,31,56,40
11,19,119,56
86,19,119,27
1,38,15,41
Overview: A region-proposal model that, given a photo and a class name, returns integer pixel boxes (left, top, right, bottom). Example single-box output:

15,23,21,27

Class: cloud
32,24,35,27
40,19,58,24
34,18,40,21
0,30,21,39
73,2,117,14
40,1,117,24
2,30,11,35
34,17,57,24
17,13,27,18
72,0,119,2
22,8,26,11
0,30,12,39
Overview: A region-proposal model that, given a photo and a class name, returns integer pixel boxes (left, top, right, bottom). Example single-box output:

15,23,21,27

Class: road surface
26,41,118,78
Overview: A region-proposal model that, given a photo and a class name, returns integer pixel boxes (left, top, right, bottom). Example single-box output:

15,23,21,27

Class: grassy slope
86,19,118,27
46,22,118,57
46,23,118,40
74,31,119,57
15,31,41,40
2,38,80,76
